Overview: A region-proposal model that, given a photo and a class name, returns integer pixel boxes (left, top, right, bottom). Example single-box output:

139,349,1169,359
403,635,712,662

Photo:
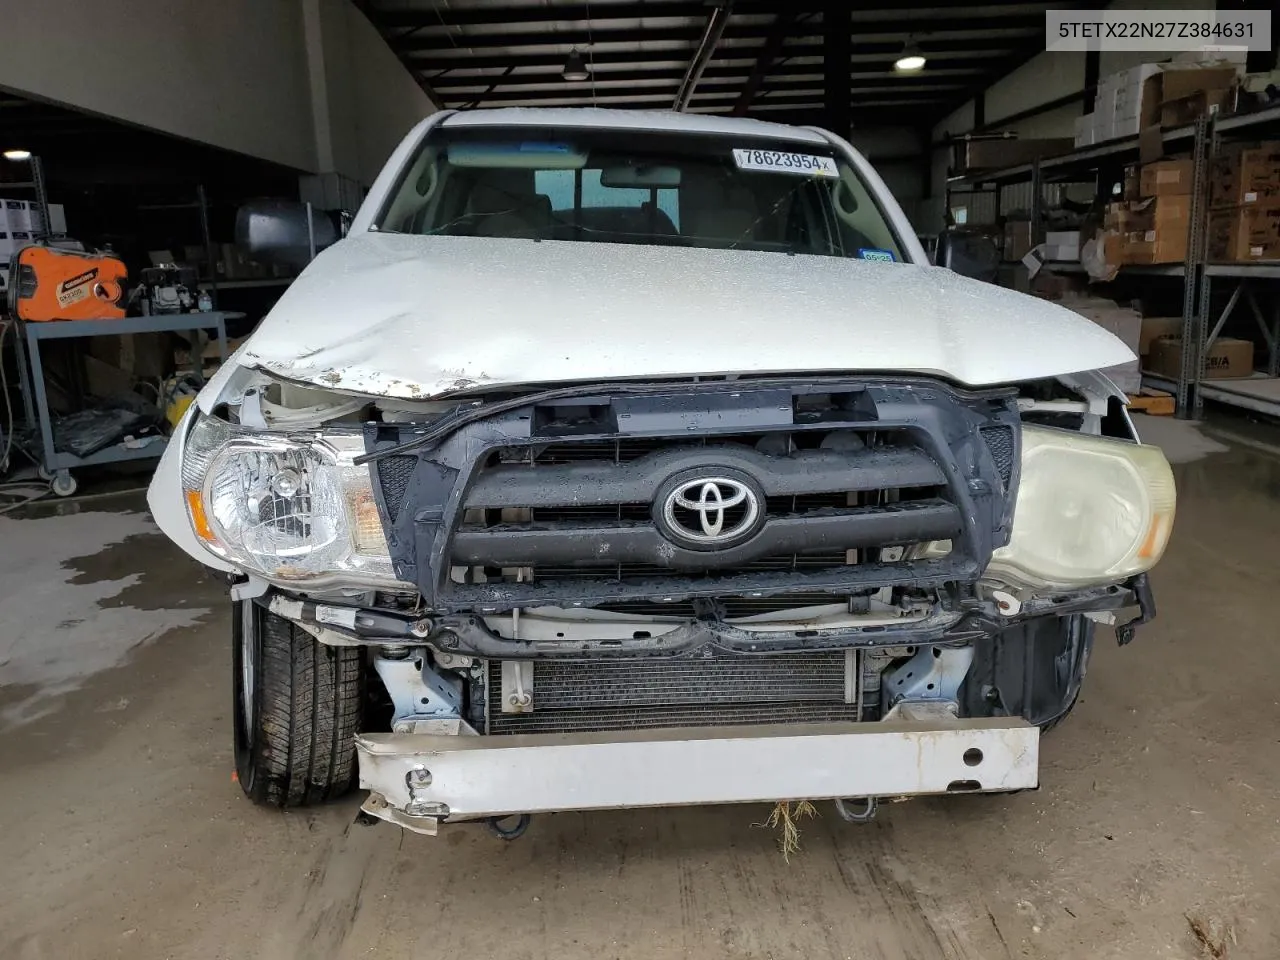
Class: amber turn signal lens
186,489,216,542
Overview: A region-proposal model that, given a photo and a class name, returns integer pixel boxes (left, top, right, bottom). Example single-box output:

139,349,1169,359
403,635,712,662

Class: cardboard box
1124,164,1142,200
1,199,67,236
1156,65,1237,128
47,203,66,235
1105,202,1133,231
1117,195,1191,262
1208,203,1280,261
1147,337,1254,380
0,231,33,259
1003,220,1033,261
1115,195,1191,241
1161,87,1233,127
1112,115,1143,140
1,199,31,233
1209,142,1280,209
1158,66,1238,107
1123,229,1187,264
1139,316,1184,356
1073,114,1095,149
1096,63,1163,128
1029,269,1081,299
1045,230,1080,249
1140,159,1194,197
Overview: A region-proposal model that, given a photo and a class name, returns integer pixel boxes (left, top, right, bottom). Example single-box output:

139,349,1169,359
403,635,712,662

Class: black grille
486,652,861,734
376,456,417,521
452,434,958,594
521,435,786,465
528,504,652,522
981,425,1015,488
530,552,850,581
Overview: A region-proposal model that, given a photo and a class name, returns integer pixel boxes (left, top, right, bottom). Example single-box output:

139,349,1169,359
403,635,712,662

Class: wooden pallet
1127,388,1175,416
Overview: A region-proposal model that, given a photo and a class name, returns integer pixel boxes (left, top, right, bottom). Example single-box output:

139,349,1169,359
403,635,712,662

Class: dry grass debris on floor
1186,912,1237,960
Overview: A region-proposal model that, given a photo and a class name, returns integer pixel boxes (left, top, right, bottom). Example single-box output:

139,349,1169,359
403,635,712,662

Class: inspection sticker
732,148,839,178
857,248,896,262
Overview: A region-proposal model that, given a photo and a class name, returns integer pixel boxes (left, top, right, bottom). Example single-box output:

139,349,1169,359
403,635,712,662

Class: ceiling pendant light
894,40,927,73
562,49,590,82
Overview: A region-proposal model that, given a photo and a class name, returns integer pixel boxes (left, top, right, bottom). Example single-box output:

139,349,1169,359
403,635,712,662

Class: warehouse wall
0,0,433,183
0,0,317,171
305,0,437,185
347,6,438,184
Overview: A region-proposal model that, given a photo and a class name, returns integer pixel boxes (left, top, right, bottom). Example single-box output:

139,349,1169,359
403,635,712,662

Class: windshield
375,125,905,261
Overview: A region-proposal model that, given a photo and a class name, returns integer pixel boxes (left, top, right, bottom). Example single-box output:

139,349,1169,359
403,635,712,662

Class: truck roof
438,107,831,145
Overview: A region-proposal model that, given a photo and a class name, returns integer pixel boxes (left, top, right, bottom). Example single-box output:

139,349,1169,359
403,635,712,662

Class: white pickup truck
149,108,1175,836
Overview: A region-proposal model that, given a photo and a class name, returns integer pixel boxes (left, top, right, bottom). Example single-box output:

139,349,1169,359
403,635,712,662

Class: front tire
232,600,364,807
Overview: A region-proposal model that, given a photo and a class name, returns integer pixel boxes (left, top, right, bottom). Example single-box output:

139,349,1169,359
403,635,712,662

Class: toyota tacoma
148,108,1175,835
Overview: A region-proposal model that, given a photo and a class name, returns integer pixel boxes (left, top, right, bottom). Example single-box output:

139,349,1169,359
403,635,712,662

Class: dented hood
238,233,1134,399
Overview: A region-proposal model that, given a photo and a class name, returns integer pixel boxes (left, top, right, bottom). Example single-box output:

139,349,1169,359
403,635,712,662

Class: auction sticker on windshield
732,149,838,178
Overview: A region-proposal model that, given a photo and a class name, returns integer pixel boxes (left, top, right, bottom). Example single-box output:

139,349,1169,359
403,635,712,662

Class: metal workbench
13,312,238,495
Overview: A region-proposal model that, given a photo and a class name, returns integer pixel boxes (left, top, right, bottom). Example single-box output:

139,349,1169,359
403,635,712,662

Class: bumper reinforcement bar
356,718,1040,835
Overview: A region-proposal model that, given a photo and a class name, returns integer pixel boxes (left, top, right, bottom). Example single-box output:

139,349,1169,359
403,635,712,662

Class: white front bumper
356,718,1039,833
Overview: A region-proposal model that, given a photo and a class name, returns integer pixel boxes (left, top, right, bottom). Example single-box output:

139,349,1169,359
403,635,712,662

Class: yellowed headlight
986,425,1176,590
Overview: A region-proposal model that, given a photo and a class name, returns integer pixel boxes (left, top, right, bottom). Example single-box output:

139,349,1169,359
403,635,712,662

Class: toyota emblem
657,473,763,549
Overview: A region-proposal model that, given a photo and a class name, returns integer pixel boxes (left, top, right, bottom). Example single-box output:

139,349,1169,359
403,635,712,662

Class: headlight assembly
180,413,400,587
985,425,1175,591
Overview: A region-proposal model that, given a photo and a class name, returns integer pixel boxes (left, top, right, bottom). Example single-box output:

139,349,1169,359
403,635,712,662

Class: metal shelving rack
12,312,237,495
946,108,1280,419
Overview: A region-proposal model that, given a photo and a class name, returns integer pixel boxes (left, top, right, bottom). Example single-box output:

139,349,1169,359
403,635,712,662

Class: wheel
232,600,365,807
51,471,77,497
37,465,54,482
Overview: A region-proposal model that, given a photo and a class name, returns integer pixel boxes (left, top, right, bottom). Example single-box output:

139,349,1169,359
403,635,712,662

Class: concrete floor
1,413,1278,960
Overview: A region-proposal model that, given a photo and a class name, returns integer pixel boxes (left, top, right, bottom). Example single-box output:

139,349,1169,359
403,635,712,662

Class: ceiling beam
370,1,804,29
450,77,965,107
441,89,953,110
445,81,962,106
388,20,1042,53
368,0,1055,29
732,10,800,116
430,65,989,92
408,43,1023,72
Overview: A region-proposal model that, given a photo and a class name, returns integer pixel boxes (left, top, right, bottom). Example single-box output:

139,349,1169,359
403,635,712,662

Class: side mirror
934,230,1000,284
235,200,342,271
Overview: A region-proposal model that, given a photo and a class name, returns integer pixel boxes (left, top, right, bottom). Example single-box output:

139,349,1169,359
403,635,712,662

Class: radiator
485,652,865,735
